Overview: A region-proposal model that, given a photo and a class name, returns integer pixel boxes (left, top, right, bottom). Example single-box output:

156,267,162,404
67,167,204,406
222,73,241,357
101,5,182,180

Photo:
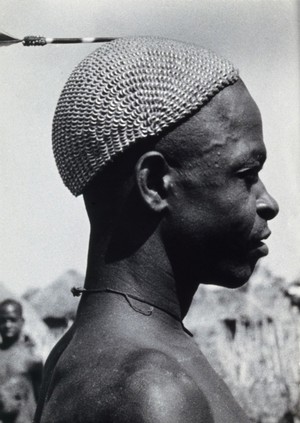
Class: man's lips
248,230,271,258
250,241,269,257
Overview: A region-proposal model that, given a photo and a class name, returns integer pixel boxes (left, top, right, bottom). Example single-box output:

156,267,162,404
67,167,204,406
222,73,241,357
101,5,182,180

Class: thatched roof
187,284,269,331
186,265,287,330
23,270,83,321
283,280,300,307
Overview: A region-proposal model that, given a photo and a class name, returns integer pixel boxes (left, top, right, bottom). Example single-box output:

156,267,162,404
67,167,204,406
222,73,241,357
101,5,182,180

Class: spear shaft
0,31,116,47
23,36,116,46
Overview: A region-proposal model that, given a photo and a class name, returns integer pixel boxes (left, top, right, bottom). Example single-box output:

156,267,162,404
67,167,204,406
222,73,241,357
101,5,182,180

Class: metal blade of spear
0,31,116,47
0,31,22,46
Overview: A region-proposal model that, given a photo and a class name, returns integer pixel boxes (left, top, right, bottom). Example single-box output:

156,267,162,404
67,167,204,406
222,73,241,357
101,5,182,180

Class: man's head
152,79,279,288
0,299,24,345
52,36,278,288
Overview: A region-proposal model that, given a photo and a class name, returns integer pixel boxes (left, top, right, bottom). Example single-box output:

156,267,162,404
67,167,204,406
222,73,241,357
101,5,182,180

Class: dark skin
0,305,24,350
35,80,279,423
0,303,43,423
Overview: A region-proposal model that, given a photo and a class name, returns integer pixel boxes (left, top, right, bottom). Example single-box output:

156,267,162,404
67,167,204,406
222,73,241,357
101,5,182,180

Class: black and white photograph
1,1,299,422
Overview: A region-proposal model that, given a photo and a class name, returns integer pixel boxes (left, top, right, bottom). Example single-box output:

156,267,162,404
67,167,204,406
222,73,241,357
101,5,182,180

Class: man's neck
82,231,187,321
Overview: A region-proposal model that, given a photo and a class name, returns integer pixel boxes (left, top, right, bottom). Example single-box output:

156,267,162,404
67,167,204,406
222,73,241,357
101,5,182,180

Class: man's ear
135,151,172,212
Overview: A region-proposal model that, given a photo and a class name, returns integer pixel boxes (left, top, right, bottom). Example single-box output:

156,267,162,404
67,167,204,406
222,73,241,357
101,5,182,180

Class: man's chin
3,333,20,342
208,258,259,289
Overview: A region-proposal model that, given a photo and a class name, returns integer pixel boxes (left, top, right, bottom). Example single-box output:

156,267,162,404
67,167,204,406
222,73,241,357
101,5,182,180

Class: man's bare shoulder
107,348,214,423
39,344,214,423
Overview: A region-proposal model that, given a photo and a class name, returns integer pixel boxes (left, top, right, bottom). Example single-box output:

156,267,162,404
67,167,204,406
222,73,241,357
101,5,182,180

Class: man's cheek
229,210,256,238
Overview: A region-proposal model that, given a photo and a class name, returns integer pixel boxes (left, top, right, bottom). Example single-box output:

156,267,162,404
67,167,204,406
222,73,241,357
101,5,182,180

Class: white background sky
0,0,299,294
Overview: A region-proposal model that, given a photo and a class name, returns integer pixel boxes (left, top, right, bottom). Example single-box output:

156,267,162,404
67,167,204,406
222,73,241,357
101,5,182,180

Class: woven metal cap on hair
52,36,239,196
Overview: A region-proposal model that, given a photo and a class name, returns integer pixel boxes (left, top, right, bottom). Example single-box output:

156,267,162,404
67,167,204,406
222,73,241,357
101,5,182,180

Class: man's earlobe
135,152,171,212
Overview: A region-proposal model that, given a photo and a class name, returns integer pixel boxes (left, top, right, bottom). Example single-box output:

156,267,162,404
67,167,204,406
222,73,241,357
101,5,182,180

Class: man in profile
35,37,278,422
0,299,43,423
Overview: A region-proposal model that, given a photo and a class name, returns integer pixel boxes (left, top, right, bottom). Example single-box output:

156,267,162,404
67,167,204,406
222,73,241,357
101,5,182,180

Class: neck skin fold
82,228,196,321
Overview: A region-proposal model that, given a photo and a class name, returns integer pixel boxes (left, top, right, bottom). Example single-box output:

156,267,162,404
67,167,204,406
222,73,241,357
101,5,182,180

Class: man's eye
236,168,259,184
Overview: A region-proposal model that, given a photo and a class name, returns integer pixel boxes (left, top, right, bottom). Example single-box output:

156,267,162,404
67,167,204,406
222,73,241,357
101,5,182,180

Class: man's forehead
173,80,263,154
159,78,266,176
199,80,259,128
0,304,21,316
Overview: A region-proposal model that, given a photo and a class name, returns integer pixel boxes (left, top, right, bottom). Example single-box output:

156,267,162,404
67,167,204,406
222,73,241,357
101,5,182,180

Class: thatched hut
24,270,82,339
185,266,300,423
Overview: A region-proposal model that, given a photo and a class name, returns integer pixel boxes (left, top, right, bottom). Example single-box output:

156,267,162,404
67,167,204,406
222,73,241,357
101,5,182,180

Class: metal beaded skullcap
53,36,239,196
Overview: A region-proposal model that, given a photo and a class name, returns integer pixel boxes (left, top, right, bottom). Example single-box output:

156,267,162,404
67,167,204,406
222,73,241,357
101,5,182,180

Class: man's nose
256,183,279,221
